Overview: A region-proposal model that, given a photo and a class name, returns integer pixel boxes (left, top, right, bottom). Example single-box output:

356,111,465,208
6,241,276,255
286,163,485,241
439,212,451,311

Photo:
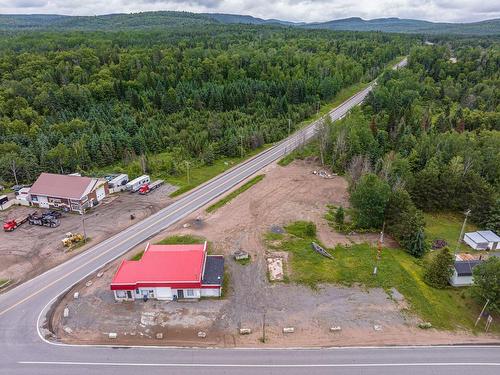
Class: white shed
450,260,483,287
464,231,500,250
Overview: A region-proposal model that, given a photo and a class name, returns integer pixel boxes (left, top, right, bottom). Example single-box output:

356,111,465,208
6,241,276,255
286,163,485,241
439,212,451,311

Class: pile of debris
431,239,447,250
312,170,337,179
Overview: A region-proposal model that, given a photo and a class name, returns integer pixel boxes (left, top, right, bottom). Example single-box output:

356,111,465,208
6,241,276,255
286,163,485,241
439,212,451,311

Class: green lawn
424,212,478,253
206,174,265,213
0,279,11,289
265,220,497,332
168,146,269,197
131,234,206,260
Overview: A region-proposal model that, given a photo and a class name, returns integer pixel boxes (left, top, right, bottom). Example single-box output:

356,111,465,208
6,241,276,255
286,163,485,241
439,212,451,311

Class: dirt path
50,160,500,347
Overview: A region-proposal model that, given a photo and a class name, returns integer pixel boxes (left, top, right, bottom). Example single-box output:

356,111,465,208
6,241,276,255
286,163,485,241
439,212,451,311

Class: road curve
2,57,499,375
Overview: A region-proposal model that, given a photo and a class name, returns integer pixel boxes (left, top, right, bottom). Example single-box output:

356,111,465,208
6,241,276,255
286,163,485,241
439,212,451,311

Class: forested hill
304,17,500,36
0,11,499,35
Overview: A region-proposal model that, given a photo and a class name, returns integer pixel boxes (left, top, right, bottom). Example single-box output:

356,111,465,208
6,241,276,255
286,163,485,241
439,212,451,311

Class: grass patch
168,146,270,198
278,141,318,167
156,234,206,245
221,269,231,298
424,212,478,253
206,174,265,213
130,235,207,260
130,250,144,261
235,255,251,266
0,279,11,289
265,220,498,332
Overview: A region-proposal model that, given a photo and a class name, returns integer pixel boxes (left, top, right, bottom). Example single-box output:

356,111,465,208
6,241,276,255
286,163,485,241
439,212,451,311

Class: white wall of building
114,287,212,301
450,271,473,287
463,234,487,250
201,288,221,297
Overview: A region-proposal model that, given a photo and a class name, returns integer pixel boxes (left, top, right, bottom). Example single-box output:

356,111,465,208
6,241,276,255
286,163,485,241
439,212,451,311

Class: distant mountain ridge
0,11,498,35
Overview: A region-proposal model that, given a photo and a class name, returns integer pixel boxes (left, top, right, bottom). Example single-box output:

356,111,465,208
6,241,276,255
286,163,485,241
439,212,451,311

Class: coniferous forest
0,25,412,184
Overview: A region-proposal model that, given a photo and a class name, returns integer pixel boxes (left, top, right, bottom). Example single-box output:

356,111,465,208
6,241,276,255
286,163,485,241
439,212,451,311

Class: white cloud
0,0,498,22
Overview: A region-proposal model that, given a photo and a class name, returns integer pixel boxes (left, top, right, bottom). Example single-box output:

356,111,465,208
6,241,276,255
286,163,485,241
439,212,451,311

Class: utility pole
317,101,320,115
288,118,291,137
185,161,190,185
240,135,244,158
475,299,490,327
455,209,471,254
373,222,385,276
262,312,266,343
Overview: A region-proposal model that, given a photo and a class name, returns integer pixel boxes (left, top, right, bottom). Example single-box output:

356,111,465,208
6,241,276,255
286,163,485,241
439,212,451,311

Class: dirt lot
0,184,177,290
50,160,499,347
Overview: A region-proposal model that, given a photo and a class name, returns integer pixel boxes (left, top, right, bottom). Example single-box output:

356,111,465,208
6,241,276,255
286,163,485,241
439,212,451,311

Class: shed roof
465,232,489,244
111,243,207,289
477,231,500,243
30,173,96,200
202,256,224,285
454,260,483,277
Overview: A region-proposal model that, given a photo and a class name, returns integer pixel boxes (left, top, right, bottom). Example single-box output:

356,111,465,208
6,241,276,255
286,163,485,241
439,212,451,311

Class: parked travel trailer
108,174,129,189
126,175,150,192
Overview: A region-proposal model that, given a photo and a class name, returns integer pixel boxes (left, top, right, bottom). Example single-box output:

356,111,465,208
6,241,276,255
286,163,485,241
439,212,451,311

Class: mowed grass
424,212,478,253
131,234,206,260
168,146,270,197
206,174,265,213
266,221,496,332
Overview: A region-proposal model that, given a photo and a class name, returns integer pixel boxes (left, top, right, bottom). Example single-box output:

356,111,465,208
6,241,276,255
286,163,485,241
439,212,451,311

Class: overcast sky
0,0,499,23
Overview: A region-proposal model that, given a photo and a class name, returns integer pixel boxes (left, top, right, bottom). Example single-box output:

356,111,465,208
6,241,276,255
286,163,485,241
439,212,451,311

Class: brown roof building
29,173,109,213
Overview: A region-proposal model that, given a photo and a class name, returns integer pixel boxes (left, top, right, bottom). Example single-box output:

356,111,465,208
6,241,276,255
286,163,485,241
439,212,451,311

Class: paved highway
1,57,499,375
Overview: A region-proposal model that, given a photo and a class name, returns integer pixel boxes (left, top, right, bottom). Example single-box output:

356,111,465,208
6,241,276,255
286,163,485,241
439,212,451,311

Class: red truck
138,180,164,195
3,214,30,232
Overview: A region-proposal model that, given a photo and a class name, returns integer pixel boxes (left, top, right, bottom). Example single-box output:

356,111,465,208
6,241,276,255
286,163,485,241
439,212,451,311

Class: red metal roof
110,243,207,290
29,173,96,200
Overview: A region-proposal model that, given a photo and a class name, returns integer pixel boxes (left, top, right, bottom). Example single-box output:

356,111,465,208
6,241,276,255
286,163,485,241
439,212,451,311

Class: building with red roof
111,242,224,301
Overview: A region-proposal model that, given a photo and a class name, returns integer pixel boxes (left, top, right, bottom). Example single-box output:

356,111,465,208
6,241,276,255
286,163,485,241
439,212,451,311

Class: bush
471,257,500,313
350,173,391,229
334,206,345,228
424,248,454,288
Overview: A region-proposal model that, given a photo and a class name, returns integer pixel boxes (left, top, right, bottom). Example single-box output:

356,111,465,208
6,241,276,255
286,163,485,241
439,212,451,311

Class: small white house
450,260,483,287
464,231,500,250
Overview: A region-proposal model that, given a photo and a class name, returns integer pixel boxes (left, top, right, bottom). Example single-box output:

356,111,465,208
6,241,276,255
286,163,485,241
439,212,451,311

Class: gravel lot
51,160,499,347
0,184,176,290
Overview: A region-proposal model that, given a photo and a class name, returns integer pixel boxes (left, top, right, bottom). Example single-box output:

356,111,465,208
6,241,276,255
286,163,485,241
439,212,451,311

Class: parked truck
138,180,164,195
126,175,150,193
28,211,60,228
3,214,31,232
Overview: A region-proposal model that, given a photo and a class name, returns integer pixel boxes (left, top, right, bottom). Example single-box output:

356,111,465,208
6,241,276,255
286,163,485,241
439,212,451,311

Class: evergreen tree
424,248,454,288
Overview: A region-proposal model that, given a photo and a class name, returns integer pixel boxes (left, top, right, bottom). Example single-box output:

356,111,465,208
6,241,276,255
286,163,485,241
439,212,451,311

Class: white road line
17,361,500,368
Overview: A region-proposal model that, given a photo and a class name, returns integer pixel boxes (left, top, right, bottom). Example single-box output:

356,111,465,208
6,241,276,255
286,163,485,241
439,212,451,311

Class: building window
186,289,194,297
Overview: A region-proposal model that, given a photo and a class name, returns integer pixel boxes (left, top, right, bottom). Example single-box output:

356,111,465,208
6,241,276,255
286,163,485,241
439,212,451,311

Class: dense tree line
322,42,499,255
0,25,413,185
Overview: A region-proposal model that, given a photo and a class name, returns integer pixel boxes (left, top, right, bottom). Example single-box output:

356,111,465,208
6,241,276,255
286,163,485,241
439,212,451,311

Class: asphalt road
2,57,499,375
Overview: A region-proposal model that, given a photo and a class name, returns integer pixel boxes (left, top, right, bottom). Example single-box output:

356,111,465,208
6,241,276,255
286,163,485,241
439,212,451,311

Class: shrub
424,248,454,288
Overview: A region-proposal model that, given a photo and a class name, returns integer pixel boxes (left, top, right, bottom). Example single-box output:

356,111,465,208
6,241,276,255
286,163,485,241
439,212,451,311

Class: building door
126,291,132,299
177,289,184,299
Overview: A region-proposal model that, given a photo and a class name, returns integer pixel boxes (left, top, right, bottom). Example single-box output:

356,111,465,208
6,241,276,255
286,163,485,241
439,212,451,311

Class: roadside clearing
206,174,265,213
